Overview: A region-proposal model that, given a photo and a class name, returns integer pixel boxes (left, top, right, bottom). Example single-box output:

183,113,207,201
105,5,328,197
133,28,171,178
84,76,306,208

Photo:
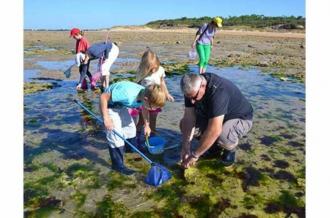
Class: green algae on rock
111,76,136,83
163,62,189,76
24,82,59,95
183,167,200,183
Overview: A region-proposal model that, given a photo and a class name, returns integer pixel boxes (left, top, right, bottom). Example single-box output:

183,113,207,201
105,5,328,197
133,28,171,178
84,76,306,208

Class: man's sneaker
112,166,135,176
220,149,236,166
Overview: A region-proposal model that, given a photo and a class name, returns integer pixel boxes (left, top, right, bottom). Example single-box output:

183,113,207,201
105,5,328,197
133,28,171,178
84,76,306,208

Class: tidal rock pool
24,59,305,217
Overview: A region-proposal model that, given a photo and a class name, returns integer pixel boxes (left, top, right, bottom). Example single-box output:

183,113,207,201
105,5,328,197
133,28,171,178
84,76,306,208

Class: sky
24,0,305,29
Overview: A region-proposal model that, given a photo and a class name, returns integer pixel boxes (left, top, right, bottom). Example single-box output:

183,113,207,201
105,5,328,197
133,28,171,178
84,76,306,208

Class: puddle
25,45,57,52
37,60,75,71
24,69,39,82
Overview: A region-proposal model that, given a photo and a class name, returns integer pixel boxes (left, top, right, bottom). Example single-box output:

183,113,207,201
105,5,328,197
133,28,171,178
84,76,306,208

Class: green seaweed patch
242,196,257,210
180,193,214,216
25,197,62,218
196,159,225,172
24,163,39,172
24,184,49,207
264,190,305,217
126,70,136,74
24,82,59,95
131,211,155,218
107,172,134,191
111,76,136,83
95,194,128,217
24,48,72,57
43,162,62,173
150,180,185,216
163,62,189,76
37,174,60,186
24,180,62,215
71,190,87,208
65,163,94,177
270,70,304,83
64,163,101,189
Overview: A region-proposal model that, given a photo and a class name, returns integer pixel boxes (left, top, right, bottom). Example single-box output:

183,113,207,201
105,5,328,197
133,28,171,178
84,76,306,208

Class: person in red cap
70,28,95,91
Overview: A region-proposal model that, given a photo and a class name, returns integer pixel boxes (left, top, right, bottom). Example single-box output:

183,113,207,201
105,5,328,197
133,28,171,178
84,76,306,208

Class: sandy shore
24,28,305,82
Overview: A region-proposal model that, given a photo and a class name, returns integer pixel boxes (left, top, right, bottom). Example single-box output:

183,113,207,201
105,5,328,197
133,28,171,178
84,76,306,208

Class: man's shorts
106,107,136,148
194,118,253,149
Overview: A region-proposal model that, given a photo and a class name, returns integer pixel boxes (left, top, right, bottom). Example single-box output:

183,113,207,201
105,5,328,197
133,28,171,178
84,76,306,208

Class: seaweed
264,190,305,217
95,194,128,217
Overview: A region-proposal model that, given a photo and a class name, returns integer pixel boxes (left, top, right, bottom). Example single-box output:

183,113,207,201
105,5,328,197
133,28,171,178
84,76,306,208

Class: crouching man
180,73,253,169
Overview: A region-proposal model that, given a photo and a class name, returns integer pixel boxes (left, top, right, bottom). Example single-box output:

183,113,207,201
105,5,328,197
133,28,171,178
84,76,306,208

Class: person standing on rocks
83,41,119,91
69,28,94,91
191,17,223,74
179,73,253,168
131,49,174,144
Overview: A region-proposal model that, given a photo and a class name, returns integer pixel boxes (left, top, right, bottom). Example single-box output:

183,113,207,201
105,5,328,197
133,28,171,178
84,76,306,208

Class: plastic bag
188,49,197,60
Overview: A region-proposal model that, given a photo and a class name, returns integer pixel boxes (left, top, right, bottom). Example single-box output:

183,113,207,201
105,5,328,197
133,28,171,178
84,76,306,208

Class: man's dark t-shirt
184,73,253,122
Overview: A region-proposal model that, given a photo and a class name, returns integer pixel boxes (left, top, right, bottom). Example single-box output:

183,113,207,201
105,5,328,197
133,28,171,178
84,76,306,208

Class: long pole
74,99,153,164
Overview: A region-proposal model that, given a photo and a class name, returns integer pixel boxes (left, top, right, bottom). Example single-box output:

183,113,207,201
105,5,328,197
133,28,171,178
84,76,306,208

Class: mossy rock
163,62,189,76
111,76,136,83
24,82,58,95
184,167,200,183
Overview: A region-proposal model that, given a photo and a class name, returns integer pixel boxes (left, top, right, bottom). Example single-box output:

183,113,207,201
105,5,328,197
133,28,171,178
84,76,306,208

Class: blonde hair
144,84,166,108
136,49,160,83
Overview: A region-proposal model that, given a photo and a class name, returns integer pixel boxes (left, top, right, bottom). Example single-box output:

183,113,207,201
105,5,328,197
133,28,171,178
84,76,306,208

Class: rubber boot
220,149,236,166
89,75,96,90
81,78,88,90
108,146,135,175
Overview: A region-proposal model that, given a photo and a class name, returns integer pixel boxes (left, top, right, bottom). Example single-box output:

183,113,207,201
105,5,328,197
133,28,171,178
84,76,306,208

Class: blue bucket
146,136,166,154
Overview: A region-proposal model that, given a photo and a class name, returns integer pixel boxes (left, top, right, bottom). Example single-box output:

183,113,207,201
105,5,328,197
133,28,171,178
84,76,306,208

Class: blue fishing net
145,163,172,187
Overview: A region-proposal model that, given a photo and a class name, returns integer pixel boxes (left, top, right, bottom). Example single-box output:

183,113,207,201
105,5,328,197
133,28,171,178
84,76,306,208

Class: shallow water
24,61,305,217
24,69,39,82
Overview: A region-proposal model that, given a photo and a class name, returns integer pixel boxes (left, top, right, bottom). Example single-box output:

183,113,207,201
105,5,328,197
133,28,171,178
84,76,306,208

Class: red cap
70,28,80,37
